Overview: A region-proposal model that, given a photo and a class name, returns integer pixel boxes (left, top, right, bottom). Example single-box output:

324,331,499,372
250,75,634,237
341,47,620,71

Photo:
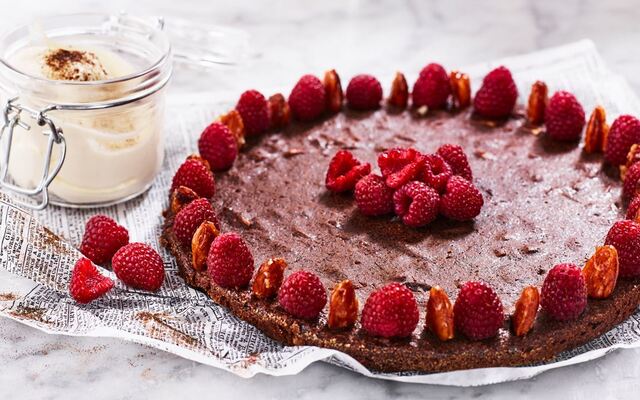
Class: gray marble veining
2,0,640,398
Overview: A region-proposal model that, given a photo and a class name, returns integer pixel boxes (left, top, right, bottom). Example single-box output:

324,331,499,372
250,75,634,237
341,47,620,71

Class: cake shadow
340,208,476,245
532,133,580,154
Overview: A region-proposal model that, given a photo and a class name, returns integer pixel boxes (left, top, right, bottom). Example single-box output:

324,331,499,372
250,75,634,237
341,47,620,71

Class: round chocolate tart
161,106,640,373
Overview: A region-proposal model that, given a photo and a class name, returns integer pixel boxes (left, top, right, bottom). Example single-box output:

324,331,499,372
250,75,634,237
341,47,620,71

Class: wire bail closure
0,97,66,210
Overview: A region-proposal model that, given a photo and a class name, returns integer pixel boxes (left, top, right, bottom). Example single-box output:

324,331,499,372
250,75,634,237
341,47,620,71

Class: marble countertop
2,0,640,398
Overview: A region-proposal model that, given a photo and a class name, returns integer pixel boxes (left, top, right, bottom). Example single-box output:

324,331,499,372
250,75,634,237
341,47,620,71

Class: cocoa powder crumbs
136,311,199,348
45,48,95,69
0,292,19,301
9,306,49,324
43,48,107,81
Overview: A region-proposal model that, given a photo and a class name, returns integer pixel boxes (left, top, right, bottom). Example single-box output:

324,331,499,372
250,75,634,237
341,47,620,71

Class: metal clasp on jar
0,97,66,210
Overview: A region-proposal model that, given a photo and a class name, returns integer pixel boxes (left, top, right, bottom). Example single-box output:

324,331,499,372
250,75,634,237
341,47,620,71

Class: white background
1,0,640,398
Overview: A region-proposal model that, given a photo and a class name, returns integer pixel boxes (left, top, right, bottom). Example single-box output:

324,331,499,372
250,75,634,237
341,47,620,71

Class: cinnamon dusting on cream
42,48,108,81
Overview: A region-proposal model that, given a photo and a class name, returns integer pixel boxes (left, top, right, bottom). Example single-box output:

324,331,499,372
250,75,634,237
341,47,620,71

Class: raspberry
171,157,216,198
345,74,383,110
289,74,326,121
420,154,453,193
605,115,640,165
540,263,587,321
436,144,473,181
325,150,371,192
69,257,114,304
626,196,640,220
80,215,129,265
473,66,518,118
377,147,421,178
623,162,640,200
112,243,165,291
173,198,219,246
385,156,426,189
440,176,484,221
361,282,419,338
544,91,585,142
453,281,504,340
278,270,327,320
207,233,254,288
393,181,440,227
235,89,269,136
198,122,238,171
354,174,394,216
411,63,451,109
605,220,640,278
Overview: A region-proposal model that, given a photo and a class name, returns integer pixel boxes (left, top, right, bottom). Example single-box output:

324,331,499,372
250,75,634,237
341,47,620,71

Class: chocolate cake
162,103,640,373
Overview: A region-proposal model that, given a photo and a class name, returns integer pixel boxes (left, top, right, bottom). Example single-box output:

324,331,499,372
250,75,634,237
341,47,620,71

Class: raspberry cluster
325,145,483,228
72,214,166,303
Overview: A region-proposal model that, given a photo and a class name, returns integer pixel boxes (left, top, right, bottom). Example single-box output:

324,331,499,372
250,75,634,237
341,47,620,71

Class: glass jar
0,13,172,209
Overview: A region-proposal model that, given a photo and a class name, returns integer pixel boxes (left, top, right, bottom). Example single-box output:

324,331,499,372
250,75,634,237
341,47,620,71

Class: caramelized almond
324,69,344,113
584,106,608,154
268,93,291,129
622,144,640,181
620,143,640,180
620,165,628,181
328,279,359,329
512,286,539,336
218,109,246,149
388,72,409,109
425,286,454,341
526,81,548,126
170,186,199,214
187,154,211,171
252,258,287,299
191,221,220,271
583,245,619,299
449,70,471,110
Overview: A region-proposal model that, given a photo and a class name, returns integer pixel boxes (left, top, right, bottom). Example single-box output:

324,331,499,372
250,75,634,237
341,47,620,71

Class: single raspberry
171,157,215,198
623,162,640,200
207,233,254,288
361,282,419,338
440,176,484,221
198,122,238,171
436,144,473,181
544,91,585,142
278,270,327,320
420,154,453,193
473,66,518,118
385,156,426,189
173,198,219,245
540,263,587,321
80,215,129,265
605,115,640,165
605,220,640,278
69,257,114,304
325,150,371,192
453,281,504,340
345,74,383,111
393,181,440,227
235,89,269,136
411,63,451,109
289,74,326,121
377,147,421,178
112,243,165,291
626,195,640,220
354,174,394,216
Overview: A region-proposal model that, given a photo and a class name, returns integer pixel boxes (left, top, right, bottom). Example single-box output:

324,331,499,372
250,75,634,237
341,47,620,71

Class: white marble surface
2,0,640,398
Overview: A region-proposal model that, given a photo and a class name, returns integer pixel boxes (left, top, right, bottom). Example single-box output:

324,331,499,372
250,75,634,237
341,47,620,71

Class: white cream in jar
0,14,172,208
